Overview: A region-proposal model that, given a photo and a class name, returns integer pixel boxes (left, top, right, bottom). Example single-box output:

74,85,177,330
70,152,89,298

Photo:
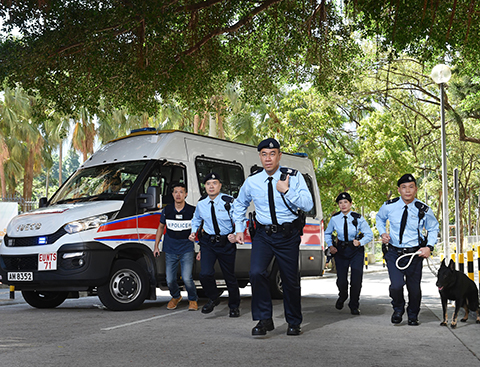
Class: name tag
166,219,192,231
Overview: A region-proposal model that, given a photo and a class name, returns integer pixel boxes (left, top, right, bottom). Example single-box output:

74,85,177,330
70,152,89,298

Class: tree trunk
59,139,63,185
193,114,200,134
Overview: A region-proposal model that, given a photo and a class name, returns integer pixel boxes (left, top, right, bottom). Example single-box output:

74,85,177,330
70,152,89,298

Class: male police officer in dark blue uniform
325,192,373,315
189,173,240,317
233,138,313,336
376,174,438,325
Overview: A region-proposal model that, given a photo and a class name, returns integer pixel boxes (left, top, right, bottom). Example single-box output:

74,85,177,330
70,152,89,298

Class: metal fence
0,196,38,213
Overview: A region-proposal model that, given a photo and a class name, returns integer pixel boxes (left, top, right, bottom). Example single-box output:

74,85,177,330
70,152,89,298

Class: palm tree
72,106,96,162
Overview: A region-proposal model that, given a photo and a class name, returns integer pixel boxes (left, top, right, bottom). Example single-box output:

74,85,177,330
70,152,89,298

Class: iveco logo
17,223,42,232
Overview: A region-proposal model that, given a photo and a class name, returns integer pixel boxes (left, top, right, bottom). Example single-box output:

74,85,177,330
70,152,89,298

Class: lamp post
430,64,452,261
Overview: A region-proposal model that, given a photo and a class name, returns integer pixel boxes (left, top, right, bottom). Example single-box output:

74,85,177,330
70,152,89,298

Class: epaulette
415,201,429,213
221,195,234,204
386,197,400,205
249,167,263,176
198,194,208,202
351,212,361,219
332,211,341,217
280,167,298,176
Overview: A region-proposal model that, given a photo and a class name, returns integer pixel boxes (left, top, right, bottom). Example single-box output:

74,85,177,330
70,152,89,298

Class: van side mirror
138,186,160,210
39,197,48,208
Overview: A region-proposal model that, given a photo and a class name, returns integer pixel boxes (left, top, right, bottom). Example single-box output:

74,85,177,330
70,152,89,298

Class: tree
0,1,359,114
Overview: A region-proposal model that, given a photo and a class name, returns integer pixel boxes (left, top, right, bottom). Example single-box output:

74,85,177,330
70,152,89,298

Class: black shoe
229,308,240,318
408,319,419,326
201,298,220,314
286,324,301,336
252,319,275,336
391,311,403,324
350,308,360,315
335,298,345,310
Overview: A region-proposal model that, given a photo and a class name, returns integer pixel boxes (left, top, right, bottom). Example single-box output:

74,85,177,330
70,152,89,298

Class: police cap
397,174,416,187
336,192,352,203
257,138,280,151
203,172,221,184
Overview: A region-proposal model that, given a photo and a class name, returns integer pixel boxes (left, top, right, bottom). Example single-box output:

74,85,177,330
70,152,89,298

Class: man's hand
418,247,431,258
153,247,160,257
353,239,361,247
381,233,390,244
228,233,236,243
236,232,244,245
276,175,289,194
188,233,196,242
329,246,338,255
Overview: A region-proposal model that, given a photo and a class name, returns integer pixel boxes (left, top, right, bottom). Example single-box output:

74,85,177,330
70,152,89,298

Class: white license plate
38,252,57,271
8,272,33,281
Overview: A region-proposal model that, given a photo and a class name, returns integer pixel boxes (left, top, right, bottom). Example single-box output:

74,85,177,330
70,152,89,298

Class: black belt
205,234,229,246
388,244,420,254
256,221,296,235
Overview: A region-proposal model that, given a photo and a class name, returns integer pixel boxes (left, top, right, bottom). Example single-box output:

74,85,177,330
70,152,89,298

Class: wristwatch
426,245,434,252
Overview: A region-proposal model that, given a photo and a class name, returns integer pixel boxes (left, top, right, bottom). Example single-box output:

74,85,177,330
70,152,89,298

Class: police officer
376,174,439,325
189,172,240,317
325,192,373,315
234,138,313,336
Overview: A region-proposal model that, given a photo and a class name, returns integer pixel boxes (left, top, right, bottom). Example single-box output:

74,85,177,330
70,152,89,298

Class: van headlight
64,215,109,234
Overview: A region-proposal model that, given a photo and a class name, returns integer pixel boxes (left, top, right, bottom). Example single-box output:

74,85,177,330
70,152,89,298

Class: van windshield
49,161,147,205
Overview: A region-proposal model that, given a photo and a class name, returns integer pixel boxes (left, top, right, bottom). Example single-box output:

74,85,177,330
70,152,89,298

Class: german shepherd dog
436,259,480,328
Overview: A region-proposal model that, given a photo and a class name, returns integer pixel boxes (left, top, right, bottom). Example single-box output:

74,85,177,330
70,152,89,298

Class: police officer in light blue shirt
325,192,373,315
189,172,240,317
234,138,313,336
376,173,439,326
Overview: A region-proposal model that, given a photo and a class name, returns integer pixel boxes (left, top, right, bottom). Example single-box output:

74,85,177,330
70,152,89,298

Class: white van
0,129,325,310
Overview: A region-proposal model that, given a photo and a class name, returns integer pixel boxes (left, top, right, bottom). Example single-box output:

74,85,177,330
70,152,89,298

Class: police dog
436,259,480,328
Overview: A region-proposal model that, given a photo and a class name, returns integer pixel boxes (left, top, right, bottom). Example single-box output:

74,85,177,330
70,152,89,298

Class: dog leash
395,251,438,276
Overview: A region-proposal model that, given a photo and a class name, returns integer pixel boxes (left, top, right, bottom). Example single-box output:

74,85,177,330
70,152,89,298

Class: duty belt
388,244,420,255
205,234,229,246
256,221,296,236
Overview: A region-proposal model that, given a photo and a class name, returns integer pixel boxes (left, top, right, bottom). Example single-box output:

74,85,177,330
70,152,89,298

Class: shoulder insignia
280,167,298,176
351,212,361,219
386,197,400,205
249,167,263,176
332,211,341,217
198,194,208,202
221,195,234,204
414,201,429,213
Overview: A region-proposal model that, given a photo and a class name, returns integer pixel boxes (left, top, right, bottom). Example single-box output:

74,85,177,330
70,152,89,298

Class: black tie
210,201,220,235
399,205,408,244
343,216,349,241
267,177,278,225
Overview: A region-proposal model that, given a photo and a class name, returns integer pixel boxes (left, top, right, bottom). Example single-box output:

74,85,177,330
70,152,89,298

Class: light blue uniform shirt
376,197,439,248
191,194,234,236
233,166,313,232
324,211,373,247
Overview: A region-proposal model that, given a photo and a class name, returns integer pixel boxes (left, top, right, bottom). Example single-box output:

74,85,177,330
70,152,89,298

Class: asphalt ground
1,260,480,367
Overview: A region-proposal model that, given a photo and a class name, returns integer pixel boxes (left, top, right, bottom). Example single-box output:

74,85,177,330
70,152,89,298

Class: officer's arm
359,217,374,245
324,220,335,247
190,207,202,235
232,183,250,234
375,205,387,235
424,209,440,247
283,174,313,212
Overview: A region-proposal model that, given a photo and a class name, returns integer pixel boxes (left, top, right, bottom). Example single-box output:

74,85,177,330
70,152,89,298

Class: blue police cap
397,174,416,186
203,172,221,184
336,192,352,203
257,138,280,151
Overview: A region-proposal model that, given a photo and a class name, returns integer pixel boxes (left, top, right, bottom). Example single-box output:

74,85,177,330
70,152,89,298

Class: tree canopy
0,0,358,113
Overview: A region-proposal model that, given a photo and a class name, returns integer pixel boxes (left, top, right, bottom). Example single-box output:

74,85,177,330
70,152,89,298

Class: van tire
22,290,69,308
98,259,149,311
268,262,284,299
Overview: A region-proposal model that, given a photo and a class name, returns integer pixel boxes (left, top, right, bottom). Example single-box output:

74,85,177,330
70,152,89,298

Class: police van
0,129,325,310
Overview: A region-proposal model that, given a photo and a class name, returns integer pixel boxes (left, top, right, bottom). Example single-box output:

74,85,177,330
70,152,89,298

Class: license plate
8,272,33,281
38,252,57,271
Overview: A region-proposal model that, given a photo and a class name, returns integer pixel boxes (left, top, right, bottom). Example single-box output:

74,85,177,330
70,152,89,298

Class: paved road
1,265,480,367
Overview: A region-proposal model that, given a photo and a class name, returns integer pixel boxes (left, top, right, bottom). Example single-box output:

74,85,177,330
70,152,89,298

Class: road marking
101,310,187,331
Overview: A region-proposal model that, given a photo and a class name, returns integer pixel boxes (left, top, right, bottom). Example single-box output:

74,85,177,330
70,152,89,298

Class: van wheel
268,262,284,299
98,259,149,311
22,290,69,308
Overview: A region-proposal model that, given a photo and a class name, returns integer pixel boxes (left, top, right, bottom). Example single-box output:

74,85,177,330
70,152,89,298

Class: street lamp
430,64,451,261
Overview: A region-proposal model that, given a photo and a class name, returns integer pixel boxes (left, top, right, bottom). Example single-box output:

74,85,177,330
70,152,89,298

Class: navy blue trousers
199,237,240,309
385,247,424,319
334,245,364,310
250,227,302,326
